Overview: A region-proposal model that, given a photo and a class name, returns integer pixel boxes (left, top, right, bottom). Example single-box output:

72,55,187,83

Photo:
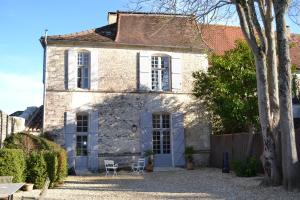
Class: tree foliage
193,40,258,134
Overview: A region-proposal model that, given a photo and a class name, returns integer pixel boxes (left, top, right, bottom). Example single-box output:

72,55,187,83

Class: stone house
40,12,210,172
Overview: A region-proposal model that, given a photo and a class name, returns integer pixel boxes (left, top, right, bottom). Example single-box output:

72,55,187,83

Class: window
151,56,170,91
76,135,88,156
76,114,88,132
152,113,171,154
77,52,90,89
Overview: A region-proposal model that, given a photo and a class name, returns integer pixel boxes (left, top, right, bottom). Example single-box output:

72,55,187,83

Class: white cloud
0,71,43,114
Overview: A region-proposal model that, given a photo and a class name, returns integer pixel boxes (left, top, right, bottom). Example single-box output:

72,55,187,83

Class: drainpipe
42,29,48,134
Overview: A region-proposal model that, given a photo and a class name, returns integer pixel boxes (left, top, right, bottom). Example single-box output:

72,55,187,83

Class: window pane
163,131,171,154
162,114,170,128
161,57,170,91
77,114,88,132
152,131,161,154
152,114,160,128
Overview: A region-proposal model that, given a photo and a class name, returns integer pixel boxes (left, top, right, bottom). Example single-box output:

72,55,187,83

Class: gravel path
14,168,300,200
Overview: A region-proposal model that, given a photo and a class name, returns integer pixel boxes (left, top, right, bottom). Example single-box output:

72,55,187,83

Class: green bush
4,133,68,186
55,149,67,184
26,151,47,189
43,151,58,187
0,149,26,182
232,157,258,177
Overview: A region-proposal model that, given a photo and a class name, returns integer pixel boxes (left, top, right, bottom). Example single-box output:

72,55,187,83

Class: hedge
0,149,26,182
43,151,58,187
26,151,47,189
4,133,68,187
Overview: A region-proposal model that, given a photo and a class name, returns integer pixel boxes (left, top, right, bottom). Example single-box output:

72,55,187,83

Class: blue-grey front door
152,114,172,167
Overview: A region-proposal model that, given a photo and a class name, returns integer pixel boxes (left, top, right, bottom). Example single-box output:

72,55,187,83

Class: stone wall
0,111,25,147
46,45,208,93
44,91,211,168
44,44,211,168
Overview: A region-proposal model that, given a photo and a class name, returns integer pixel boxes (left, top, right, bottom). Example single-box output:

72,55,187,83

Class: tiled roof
44,12,206,50
201,24,300,69
46,23,117,42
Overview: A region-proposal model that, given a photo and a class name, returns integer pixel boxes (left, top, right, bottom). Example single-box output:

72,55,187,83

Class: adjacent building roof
201,24,300,69
43,12,206,51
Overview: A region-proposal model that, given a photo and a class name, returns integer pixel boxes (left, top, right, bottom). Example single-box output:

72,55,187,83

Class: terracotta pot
186,161,194,170
146,163,154,172
23,183,34,191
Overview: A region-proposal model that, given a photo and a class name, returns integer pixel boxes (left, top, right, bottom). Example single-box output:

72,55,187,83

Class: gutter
41,30,48,134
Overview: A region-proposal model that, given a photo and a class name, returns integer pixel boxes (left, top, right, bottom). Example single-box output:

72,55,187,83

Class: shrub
4,133,68,185
0,149,26,182
43,151,58,187
55,149,68,184
26,151,47,189
232,157,258,177
184,146,195,162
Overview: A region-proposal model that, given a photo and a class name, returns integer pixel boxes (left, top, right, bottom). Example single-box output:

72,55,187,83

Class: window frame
151,55,171,92
152,113,171,155
77,51,90,89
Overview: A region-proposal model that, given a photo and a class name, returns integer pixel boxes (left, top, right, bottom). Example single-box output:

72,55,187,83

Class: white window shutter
65,111,76,168
88,111,99,170
67,49,77,90
139,52,151,91
90,50,99,90
171,54,182,92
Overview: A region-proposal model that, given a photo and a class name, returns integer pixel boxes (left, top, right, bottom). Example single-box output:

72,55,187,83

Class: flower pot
146,162,154,172
23,183,34,191
186,161,194,170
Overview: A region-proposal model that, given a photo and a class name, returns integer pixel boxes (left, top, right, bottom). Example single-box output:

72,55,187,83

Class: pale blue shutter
171,54,182,92
88,111,99,171
90,50,99,90
67,49,77,89
140,112,152,155
65,111,76,168
139,52,151,91
172,112,185,166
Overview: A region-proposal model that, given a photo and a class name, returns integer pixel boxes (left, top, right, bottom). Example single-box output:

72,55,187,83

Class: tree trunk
274,2,300,190
265,5,282,185
254,54,281,185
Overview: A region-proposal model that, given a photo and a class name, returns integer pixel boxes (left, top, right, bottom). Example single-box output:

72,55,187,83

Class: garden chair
0,176,13,183
21,177,50,200
104,160,118,176
131,158,145,175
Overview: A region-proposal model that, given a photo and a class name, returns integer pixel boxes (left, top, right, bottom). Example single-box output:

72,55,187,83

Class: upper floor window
77,52,90,89
76,114,88,132
151,56,170,91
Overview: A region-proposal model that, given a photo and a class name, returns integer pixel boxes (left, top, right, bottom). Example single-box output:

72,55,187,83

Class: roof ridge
110,10,193,17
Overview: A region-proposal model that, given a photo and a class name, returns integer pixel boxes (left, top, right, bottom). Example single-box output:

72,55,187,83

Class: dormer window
151,56,170,91
77,52,90,89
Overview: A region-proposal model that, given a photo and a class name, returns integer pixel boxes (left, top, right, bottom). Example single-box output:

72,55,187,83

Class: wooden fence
210,132,300,169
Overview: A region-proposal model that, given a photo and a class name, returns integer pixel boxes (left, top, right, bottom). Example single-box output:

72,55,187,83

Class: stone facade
44,44,211,170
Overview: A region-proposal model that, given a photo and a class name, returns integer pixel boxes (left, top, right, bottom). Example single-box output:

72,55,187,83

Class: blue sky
0,0,299,114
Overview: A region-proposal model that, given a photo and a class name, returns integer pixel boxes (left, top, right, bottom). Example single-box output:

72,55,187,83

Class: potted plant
23,183,34,191
144,150,154,172
185,146,195,170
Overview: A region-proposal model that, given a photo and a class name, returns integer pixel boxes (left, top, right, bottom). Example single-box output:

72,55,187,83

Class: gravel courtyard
15,168,300,200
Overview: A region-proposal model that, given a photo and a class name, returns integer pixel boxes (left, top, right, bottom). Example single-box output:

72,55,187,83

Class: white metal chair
131,158,146,175
104,160,118,176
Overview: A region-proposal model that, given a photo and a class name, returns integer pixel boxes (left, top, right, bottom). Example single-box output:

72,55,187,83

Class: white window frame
152,113,171,154
151,55,171,91
77,52,90,89
76,113,89,157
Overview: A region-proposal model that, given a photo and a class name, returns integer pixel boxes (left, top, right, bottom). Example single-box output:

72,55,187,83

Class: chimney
108,12,117,24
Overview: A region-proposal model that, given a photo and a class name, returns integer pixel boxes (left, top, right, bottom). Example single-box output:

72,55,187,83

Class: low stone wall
0,110,25,147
